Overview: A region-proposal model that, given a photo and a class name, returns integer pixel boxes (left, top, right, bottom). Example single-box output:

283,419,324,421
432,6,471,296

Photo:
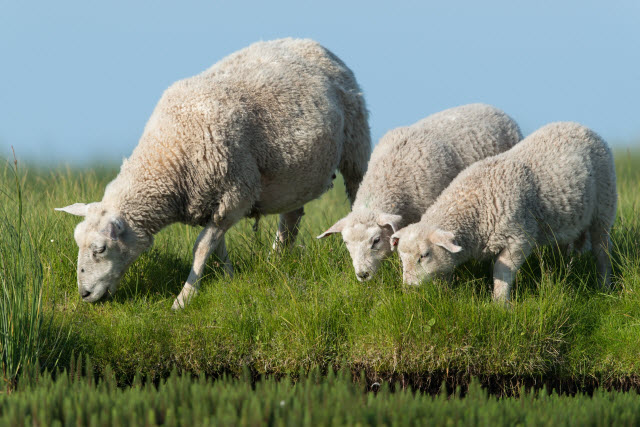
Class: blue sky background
1,0,638,164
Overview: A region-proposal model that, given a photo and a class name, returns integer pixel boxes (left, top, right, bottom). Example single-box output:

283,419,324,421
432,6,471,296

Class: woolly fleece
393,122,617,302
319,104,522,281
57,38,371,306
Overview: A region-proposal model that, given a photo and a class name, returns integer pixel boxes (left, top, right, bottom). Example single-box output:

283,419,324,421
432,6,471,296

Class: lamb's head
391,225,462,285
55,203,153,302
317,209,402,281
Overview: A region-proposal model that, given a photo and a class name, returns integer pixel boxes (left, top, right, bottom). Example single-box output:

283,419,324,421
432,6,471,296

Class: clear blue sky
1,0,638,164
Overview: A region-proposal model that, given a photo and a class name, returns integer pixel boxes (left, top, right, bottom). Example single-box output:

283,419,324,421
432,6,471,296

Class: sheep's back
353,104,521,222
510,122,615,238
429,122,615,249
117,38,367,223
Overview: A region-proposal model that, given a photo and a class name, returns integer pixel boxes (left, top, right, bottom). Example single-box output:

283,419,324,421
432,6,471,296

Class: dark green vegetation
0,150,639,394
3,360,640,426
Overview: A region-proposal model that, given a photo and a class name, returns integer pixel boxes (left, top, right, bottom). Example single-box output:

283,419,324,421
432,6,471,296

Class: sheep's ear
101,218,125,241
55,202,94,217
317,217,347,239
377,213,403,233
431,229,462,253
389,230,402,252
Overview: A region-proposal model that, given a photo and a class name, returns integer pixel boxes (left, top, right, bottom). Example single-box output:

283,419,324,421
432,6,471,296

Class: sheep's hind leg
272,207,305,251
214,238,233,278
492,241,531,303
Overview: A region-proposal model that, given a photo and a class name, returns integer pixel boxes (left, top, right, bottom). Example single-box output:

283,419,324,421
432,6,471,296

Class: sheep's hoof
171,284,198,310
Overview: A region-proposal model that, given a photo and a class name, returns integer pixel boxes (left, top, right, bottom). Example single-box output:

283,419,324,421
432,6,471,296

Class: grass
0,155,67,390
0,149,639,392
4,360,640,426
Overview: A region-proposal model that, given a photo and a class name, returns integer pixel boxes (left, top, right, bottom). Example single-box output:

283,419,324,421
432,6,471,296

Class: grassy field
1,149,639,392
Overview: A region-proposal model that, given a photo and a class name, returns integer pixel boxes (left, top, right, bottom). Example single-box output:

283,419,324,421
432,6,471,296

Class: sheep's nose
81,290,91,299
357,271,370,280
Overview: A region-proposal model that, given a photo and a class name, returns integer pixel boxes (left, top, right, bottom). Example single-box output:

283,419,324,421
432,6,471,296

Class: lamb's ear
101,217,125,241
55,203,94,217
317,217,348,239
431,229,462,253
377,213,403,233
389,230,403,252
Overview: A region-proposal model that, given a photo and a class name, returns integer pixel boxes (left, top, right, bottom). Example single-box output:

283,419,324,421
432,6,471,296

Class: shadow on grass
61,247,272,307
110,249,194,303
442,231,635,301
108,230,283,303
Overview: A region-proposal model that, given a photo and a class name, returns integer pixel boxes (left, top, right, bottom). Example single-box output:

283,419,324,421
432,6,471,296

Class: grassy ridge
1,151,639,390
4,361,640,426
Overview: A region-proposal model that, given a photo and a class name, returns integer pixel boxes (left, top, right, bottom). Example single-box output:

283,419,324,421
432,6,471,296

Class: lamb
55,38,371,309
391,122,617,302
317,104,522,281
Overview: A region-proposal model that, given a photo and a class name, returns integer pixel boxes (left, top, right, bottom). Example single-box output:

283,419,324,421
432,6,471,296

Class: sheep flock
56,38,617,308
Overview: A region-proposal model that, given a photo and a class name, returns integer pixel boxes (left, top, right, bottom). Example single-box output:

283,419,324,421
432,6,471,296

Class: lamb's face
342,221,393,281
56,203,152,302
392,225,462,285
318,209,402,281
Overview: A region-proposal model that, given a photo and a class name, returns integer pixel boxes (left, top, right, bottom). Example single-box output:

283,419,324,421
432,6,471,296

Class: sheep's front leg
172,224,226,310
492,241,531,302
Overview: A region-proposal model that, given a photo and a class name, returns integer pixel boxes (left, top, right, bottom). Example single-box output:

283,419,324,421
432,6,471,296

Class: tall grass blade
0,152,65,391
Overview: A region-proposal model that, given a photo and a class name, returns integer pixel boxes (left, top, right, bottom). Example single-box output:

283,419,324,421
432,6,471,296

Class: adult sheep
392,122,617,302
56,38,371,309
317,104,522,281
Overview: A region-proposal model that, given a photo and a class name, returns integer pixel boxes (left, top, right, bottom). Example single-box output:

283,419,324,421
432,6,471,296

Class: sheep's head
317,209,402,281
391,225,462,285
55,203,152,302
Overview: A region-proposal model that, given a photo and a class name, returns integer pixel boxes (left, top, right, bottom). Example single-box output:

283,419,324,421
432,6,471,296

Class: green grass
0,157,65,389
4,361,640,426
1,150,639,392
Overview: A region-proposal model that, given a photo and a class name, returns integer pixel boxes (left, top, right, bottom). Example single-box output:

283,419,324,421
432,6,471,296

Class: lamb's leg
561,230,591,257
590,225,612,290
492,242,531,302
172,224,226,310
573,230,592,254
272,207,305,250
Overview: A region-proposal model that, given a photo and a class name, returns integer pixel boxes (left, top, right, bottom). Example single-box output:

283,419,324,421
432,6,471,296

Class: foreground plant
3,361,640,426
0,153,64,391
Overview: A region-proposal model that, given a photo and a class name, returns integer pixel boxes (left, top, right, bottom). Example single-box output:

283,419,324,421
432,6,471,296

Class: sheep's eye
94,246,106,254
371,236,381,248
418,251,430,264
